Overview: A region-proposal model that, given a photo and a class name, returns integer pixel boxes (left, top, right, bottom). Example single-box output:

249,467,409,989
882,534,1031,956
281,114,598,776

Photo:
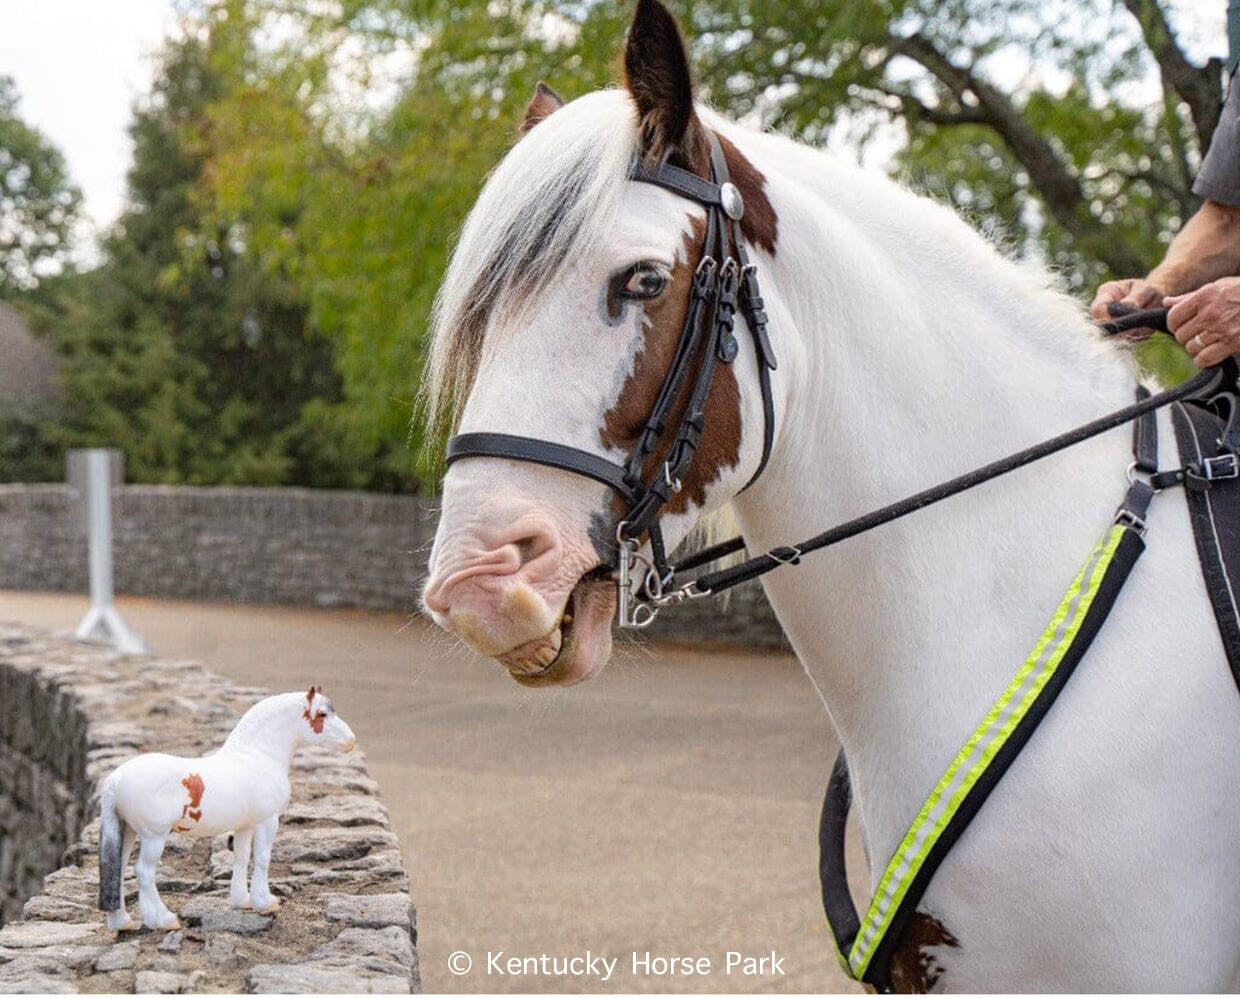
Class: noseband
445,129,779,627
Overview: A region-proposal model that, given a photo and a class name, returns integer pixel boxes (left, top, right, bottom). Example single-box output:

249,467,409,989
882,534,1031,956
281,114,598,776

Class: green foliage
197,0,632,482
195,0,1216,482
0,77,82,295
0,395,62,483
38,30,360,488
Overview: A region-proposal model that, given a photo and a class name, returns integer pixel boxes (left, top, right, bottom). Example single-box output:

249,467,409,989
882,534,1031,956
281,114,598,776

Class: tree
43,28,355,487
687,0,1221,292
0,76,82,296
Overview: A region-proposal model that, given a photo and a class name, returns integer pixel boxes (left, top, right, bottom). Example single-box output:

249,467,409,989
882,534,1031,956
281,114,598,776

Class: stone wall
0,483,786,648
0,623,420,994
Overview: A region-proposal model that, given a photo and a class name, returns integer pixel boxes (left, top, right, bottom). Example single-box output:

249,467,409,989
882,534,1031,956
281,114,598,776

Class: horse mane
423,88,642,438
222,692,302,750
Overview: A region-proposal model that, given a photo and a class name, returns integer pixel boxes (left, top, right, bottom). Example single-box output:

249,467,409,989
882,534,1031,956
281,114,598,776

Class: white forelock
425,88,642,436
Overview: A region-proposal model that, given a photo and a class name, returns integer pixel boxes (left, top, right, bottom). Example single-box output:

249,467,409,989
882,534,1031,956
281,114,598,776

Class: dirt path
0,590,866,994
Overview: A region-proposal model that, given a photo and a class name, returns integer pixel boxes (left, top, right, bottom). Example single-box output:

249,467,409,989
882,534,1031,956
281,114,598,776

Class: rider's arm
1092,70,1240,318
1146,199,1240,296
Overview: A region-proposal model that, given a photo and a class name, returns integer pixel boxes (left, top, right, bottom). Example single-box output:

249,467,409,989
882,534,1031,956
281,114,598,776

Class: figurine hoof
155,917,181,931
256,900,281,914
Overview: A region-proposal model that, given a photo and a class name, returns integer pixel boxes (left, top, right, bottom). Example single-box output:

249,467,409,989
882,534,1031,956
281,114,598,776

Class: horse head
422,0,782,686
299,686,356,752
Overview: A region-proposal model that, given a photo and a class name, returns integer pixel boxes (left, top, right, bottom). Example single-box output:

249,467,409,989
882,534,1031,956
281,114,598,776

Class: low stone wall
0,623,420,994
0,485,438,614
0,483,786,647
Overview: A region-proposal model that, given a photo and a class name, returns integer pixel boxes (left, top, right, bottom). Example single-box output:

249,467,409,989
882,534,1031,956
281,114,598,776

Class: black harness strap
1171,400,1240,690
819,751,860,959
445,432,641,502
820,396,1160,992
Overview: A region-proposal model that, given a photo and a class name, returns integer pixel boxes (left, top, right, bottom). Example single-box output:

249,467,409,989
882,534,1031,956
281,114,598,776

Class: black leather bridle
445,129,779,627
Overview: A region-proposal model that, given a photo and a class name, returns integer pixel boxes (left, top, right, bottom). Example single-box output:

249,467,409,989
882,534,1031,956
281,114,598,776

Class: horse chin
502,573,615,687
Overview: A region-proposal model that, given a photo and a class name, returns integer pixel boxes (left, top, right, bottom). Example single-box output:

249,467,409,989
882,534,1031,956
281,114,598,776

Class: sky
0,1,178,248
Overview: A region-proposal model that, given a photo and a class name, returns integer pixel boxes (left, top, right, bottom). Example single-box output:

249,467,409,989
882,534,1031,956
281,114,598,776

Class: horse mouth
495,570,615,686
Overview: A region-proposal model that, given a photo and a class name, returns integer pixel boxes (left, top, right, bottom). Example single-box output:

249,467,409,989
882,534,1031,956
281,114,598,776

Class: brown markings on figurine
174,773,205,831
302,685,325,733
888,911,960,993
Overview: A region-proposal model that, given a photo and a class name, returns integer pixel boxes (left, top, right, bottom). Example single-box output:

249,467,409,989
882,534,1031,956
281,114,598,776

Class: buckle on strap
1114,508,1148,537
1202,453,1239,481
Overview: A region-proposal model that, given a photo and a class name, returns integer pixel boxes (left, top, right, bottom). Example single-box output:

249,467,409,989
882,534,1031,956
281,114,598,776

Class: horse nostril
512,530,557,568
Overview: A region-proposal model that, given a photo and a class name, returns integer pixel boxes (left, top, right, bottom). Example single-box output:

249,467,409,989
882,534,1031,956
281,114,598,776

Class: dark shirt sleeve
1195,70,1240,205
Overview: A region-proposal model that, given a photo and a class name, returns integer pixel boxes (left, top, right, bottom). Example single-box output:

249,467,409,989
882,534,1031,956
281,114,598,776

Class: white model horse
98,687,356,931
421,0,1240,990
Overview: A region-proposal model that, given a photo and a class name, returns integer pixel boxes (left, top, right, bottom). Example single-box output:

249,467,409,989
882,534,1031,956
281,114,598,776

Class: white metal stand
73,449,148,654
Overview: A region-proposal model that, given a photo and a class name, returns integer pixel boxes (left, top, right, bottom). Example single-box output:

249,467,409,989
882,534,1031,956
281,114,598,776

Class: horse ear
520,81,565,135
623,0,697,160
306,686,316,704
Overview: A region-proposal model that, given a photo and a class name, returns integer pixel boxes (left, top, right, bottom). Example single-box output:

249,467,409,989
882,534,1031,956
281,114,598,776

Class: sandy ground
0,590,866,994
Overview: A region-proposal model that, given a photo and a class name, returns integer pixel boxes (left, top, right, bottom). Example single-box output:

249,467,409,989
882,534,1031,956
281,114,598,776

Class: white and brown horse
98,687,355,931
422,0,1240,989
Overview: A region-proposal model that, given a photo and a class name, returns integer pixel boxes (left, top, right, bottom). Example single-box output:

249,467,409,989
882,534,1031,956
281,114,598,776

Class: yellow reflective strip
847,525,1125,979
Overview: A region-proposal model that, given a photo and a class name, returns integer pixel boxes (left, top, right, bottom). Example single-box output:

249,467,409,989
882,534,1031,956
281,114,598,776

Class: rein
625,311,1238,625
664,348,1233,601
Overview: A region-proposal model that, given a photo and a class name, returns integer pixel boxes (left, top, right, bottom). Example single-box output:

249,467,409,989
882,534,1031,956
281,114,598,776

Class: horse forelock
424,89,644,440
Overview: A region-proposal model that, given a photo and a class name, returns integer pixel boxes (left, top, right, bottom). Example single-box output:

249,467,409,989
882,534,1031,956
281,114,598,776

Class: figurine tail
98,776,123,911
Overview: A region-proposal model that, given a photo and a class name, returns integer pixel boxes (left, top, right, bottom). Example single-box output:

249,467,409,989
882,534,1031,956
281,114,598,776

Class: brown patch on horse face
180,773,204,826
888,911,960,993
593,127,776,529
599,217,742,520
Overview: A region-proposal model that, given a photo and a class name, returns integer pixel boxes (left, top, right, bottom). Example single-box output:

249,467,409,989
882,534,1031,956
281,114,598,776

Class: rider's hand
1166,277,1240,368
1090,278,1165,339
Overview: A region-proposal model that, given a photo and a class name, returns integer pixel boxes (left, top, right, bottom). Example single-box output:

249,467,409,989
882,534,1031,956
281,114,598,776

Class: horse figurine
420,0,1240,990
98,687,356,931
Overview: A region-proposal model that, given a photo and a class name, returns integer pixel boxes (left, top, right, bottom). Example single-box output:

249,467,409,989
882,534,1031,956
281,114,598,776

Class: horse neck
220,695,301,768
728,131,1139,869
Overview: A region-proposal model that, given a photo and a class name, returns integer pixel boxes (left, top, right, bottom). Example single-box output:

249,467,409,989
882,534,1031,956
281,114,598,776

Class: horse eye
619,264,669,300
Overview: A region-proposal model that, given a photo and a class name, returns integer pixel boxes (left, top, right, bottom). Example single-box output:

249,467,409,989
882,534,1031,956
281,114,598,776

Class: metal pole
73,449,148,655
